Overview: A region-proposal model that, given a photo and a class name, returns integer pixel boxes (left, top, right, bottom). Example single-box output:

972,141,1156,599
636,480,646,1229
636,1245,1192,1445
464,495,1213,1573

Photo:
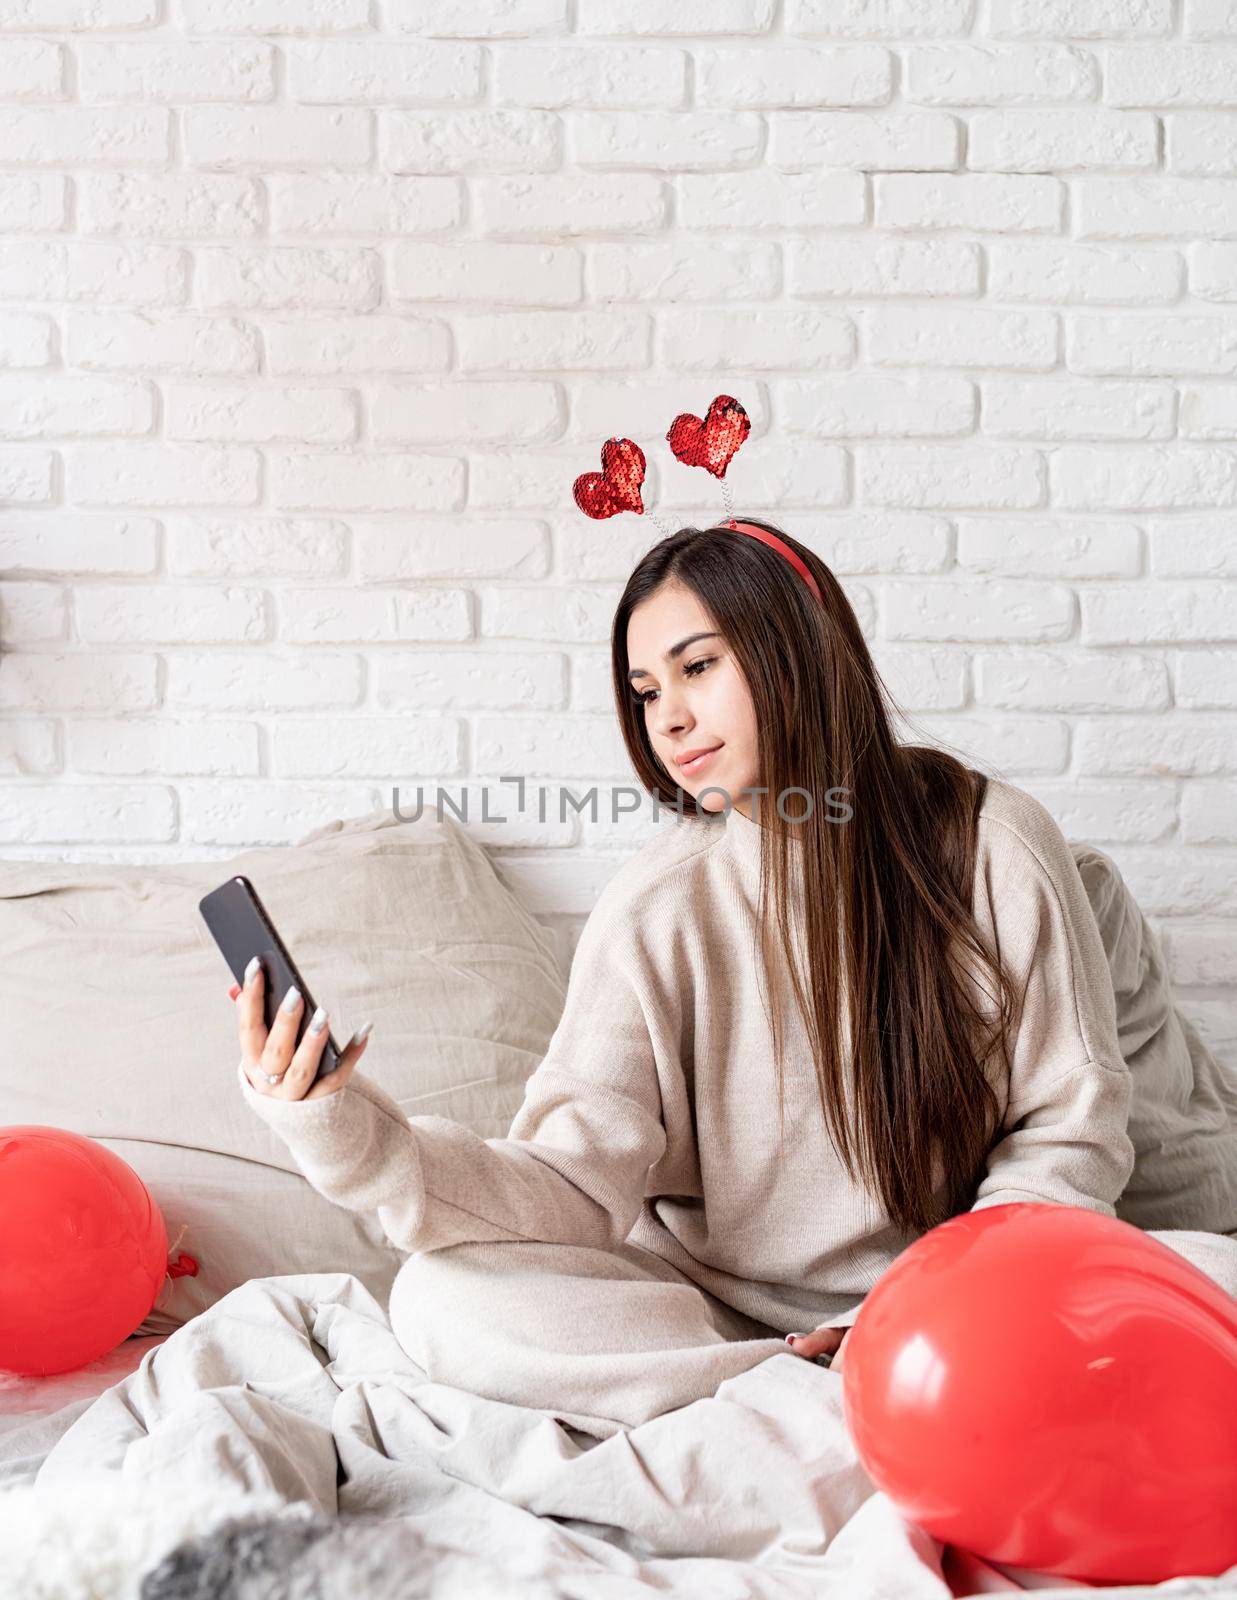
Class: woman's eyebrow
627,632,721,683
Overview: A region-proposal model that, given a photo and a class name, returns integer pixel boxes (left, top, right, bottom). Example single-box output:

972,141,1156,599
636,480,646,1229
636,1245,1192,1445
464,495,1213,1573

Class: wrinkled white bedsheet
0,1272,1231,1600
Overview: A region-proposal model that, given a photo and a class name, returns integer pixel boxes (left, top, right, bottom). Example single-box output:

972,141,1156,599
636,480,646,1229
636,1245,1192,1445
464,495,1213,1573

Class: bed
2,805,1234,1599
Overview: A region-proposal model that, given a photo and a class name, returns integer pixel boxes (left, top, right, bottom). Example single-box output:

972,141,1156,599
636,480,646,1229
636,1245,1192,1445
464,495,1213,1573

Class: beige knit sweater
237,774,1136,1335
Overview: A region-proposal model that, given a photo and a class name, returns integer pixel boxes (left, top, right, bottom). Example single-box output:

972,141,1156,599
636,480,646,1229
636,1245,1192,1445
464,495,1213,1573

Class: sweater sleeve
968,797,1136,1218
235,894,669,1255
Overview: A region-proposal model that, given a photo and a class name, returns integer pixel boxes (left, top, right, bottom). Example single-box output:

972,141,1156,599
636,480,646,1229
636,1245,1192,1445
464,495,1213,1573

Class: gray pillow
0,805,568,1334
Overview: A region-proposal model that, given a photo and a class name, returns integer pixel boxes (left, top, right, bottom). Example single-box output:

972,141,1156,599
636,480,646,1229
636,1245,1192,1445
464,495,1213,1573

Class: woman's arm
237,895,669,1256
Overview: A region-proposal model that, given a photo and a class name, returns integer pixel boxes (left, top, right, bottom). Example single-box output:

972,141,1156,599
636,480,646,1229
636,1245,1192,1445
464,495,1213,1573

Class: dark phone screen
199,875,341,1084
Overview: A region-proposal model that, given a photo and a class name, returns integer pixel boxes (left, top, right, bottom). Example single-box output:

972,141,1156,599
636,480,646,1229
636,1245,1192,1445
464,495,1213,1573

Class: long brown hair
611,519,1020,1236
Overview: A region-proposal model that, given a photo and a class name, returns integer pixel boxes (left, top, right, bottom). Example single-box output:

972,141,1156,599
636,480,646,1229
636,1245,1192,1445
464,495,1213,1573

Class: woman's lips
680,745,721,777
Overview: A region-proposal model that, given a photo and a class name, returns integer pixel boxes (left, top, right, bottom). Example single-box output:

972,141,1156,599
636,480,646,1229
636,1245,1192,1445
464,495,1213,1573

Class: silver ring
263,1071,282,1084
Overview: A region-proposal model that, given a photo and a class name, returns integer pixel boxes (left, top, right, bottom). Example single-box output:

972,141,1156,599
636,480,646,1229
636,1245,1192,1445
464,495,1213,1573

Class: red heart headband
571,393,822,605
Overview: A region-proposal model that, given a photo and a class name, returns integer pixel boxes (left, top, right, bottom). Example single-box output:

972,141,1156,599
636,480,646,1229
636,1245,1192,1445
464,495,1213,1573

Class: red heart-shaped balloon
841,1203,1237,1586
572,438,646,520
666,394,751,480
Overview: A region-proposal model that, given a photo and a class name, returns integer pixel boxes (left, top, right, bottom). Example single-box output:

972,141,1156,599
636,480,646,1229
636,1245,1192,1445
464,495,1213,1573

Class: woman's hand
232,956,372,1101
786,1325,850,1372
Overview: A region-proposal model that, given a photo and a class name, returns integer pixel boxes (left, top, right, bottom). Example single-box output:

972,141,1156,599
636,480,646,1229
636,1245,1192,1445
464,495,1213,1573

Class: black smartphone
199,874,343,1084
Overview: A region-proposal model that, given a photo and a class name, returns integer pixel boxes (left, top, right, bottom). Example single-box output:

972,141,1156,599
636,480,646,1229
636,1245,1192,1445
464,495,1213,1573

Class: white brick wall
0,2,1233,1048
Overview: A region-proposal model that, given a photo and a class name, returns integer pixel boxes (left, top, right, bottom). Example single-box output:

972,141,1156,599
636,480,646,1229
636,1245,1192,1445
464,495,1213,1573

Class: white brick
662,308,853,371
474,174,665,236
278,586,471,643
0,106,169,165
268,450,463,511
1056,447,1237,509
474,712,628,777
982,378,1172,439
68,445,259,509
590,241,779,302
1148,521,1237,575
1175,652,1237,706
381,109,559,174
1106,46,1237,106
0,375,153,439
1068,315,1237,375
373,650,565,710
392,0,568,34
1166,920,1237,987
0,513,158,575
264,316,448,374
989,0,1172,36
165,650,363,711
1185,1,1237,37
272,717,458,778
1166,114,1237,174
1020,780,1179,844
0,783,175,845
79,39,274,102
770,110,958,170
913,713,1069,771
988,242,1180,304
370,381,559,444
270,174,460,237
883,579,1071,640
804,514,952,574
697,44,891,106
0,447,53,502
391,242,578,305
862,444,1044,508
1076,716,1237,775
779,373,974,436
788,236,980,298
355,519,549,581
866,305,1057,368
578,0,772,31
1081,583,1237,641
69,312,257,373
1190,242,1237,299
0,241,185,304
957,519,1140,575
1077,177,1237,237
875,174,1062,233
76,583,265,644
1180,384,1237,439
165,384,355,444
166,517,348,579
178,782,381,847
976,650,1168,709
495,45,686,109
868,645,966,710
679,170,865,230
661,437,850,510
969,110,1157,170
184,107,370,169
0,580,65,641
0,718,57,778
482,586,618,644
570,112,761,170
788,0,974,35
181,0,369,30
288,39,481,103
0,313,53,366
0,37,62,98
906,44,1098,104
69,719,259,776
0,174,66,231
0,0,158,22
79,173,263,237
455,311,649,372
0,653,157,712
195,246,380,311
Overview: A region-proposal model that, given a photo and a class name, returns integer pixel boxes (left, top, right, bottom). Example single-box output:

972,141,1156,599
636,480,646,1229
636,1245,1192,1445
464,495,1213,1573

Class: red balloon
0,1125,168,1376
841,1203,1237,1586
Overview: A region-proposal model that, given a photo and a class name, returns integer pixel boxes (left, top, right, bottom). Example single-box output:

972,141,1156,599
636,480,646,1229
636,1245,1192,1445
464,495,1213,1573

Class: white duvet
0,1272,1232,1600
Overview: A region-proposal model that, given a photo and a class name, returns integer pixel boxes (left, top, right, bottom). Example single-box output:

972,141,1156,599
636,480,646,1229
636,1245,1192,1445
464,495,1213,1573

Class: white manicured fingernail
245,956,261,983
309,1006,327,1034
280,984,301,1013
350,1020,373,1047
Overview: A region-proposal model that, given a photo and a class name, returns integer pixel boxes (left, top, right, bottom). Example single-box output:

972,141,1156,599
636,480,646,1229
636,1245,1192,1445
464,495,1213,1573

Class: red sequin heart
666,394,751,480
572,438,646,520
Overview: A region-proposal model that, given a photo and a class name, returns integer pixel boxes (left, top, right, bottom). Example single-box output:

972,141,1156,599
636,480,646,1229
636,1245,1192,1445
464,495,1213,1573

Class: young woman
233,518,1154,1440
